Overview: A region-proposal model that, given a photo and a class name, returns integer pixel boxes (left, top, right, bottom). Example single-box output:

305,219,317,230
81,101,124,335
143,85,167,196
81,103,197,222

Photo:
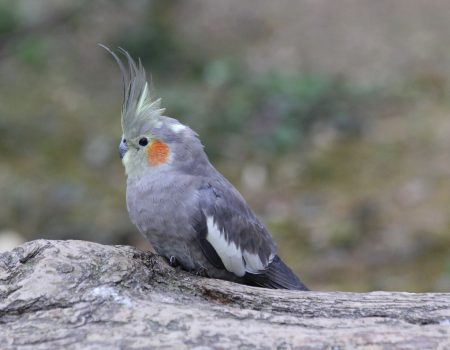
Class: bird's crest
101,45,165,140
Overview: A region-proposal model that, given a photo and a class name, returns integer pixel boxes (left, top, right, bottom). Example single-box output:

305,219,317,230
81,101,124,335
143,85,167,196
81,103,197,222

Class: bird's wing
193,178,277,277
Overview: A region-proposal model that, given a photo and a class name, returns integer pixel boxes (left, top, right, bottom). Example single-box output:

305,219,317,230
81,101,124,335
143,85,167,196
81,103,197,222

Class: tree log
0,239,449,349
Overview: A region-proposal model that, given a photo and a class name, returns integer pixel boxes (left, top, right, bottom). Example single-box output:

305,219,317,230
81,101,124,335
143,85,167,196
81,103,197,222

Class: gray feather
245,255,309,290
100,45,165,140
196,176,276,274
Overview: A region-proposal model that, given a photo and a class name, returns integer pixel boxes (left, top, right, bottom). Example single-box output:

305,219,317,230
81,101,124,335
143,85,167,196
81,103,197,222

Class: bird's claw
195,266,208,277
169,256,179,267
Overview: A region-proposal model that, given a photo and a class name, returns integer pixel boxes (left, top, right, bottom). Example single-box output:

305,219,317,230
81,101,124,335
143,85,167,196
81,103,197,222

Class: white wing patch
242,251,267,273
206,216,268,277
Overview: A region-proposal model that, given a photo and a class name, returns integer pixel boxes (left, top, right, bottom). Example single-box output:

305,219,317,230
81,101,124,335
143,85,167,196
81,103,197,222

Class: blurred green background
1,0,449,292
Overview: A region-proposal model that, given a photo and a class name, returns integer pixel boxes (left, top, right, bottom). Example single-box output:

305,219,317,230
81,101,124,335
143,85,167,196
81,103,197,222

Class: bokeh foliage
1,0,449,292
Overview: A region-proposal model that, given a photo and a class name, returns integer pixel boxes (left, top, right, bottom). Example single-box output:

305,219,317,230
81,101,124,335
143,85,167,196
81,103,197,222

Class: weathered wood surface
0,239,449,349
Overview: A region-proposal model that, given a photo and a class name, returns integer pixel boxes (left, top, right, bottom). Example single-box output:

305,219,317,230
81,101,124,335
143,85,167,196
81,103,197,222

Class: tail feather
245,255,309,291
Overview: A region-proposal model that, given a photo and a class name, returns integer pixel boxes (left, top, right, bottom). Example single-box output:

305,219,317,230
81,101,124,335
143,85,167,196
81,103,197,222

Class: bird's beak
119,140,128,159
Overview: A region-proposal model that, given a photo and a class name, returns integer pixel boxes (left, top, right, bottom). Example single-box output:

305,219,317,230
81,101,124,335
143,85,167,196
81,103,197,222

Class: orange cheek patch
147,140,169,166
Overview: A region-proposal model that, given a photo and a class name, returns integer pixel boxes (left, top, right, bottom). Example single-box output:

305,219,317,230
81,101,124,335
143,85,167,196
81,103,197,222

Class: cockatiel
104,47,308,290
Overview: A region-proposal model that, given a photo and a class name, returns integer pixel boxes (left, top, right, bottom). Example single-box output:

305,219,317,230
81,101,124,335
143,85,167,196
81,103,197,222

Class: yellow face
120,134,171,177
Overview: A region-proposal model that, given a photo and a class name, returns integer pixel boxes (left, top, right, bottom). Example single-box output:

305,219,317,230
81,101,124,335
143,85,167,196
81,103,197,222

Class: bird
103,46,308,290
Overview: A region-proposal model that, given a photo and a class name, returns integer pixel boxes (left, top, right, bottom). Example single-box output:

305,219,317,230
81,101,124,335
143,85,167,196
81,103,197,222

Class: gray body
125,118,271,282
126,155,240,282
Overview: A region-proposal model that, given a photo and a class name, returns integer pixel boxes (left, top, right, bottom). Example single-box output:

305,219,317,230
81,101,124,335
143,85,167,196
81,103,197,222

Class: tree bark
0,239,449,349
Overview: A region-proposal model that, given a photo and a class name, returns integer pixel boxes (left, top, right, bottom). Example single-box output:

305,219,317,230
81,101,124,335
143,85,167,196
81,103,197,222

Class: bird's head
103,46,207,177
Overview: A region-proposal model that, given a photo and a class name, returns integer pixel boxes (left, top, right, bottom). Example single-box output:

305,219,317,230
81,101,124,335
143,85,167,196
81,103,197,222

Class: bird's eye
139,137,148,146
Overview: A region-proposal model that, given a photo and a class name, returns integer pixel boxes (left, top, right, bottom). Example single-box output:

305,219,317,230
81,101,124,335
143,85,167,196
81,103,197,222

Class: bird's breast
125,173,199,265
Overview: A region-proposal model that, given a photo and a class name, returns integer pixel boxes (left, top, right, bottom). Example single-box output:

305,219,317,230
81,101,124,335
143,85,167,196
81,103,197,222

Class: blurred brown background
1,0,449,292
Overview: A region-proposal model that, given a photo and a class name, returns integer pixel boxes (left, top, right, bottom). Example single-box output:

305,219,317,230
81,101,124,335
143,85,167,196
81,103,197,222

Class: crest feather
100,45,165,139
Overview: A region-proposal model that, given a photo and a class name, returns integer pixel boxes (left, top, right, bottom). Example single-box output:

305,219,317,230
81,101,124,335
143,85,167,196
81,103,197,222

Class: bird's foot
168,256,179,267
194,266,208,277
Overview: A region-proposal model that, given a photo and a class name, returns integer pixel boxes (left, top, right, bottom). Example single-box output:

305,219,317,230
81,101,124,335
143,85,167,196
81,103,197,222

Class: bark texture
0,239,449,349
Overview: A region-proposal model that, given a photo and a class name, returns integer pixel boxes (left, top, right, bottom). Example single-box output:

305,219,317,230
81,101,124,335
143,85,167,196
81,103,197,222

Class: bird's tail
245,255,309,290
